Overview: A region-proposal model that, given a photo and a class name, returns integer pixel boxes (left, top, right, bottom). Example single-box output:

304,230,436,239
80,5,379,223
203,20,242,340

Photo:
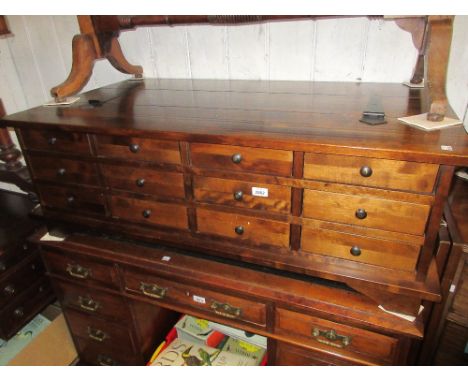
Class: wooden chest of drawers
2,78,468,364
34,232,421,366
0,190,54,340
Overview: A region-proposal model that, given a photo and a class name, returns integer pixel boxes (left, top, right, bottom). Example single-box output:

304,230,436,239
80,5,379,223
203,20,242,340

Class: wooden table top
1,79,468,165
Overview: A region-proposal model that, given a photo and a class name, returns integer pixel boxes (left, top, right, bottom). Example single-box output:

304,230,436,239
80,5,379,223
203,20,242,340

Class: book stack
148,315,267,366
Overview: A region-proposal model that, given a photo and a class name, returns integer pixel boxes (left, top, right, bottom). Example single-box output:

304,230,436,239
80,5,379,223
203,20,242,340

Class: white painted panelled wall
0,15,467,192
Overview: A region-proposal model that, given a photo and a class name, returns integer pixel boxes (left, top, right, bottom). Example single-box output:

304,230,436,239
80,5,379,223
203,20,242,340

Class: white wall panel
268,19,315,81
149,26,191,78
226,24,268,80
447,16,468,121
362,19,418,83
313,17,369,81
186,25,229,79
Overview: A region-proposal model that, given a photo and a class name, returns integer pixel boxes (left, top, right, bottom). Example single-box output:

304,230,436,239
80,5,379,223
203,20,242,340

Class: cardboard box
4,304,78,366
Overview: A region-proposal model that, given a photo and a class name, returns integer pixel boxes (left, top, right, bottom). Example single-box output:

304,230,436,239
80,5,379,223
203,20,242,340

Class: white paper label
252,187,269,198
449,284,456,293
441,145,453,151
161,256,171,262
193,295,206,304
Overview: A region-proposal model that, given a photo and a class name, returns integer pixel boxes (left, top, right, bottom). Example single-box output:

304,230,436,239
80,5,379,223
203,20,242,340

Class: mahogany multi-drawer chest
1,78,468,365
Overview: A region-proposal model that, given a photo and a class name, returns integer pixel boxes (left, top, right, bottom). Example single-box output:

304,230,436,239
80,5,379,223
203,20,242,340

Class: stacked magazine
149,315,267,366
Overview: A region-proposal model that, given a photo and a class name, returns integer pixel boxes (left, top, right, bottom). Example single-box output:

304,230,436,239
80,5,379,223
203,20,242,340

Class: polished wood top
2,79,468,165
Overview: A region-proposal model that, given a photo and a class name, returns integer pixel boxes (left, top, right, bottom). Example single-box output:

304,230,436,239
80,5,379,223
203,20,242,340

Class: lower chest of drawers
39,238,418,366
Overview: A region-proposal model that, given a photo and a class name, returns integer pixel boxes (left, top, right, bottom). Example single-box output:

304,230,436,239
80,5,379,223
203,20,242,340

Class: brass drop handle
312,328,351,348
234,225,244,235
231,153,242,164
140,282,167,299
88,327,108,342
350,246,362,257
97,355,117,366
211,301,242,319
78,296,100,312
3,284,15,296
359,165,373,177
355,208,367,220
233,190,244,201
129,143,140,153
66,263,91,279
57,168,66,176
136,178,145,187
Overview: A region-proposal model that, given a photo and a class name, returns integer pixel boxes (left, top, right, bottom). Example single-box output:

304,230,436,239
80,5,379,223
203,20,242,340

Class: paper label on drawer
193,295,206,304
161,256,171,262
251,187,268,198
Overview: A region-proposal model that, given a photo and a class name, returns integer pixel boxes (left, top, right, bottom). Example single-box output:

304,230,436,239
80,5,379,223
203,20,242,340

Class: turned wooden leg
0,100,22,171
426,16,454,122
50,33,98,102
0,99,34,192
106,36,143,77
395,17,427,85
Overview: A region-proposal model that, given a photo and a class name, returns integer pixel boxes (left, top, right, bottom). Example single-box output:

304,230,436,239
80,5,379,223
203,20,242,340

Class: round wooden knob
48,137,57,145
57,168,66,176
136,178,145,187
129,143,140,153
355,208,367,219
231,153,242,164
233,190,243,201
350,246,362,256
142,209,151,219
66,195,75,205
235,225,244,235
359,166,373,177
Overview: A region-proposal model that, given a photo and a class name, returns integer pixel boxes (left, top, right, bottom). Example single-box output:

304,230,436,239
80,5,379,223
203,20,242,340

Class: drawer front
0,278,52,340
275,342,363,366
0,241,37,276
124,268,267,327
95,135,181,164
41,250,120,289
75,336,142,366
28,154,99,186
275,308,398,364
193,176,291,214
0,256,44,306
110,196,188,230
101,164,185,199
301,226,421,271
191,143,293,177
304,153,439,193
303,189,430,236
19,129,91,155
52,280,129,321
196,208,290,248
36,184,106,216
64,309,135,351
